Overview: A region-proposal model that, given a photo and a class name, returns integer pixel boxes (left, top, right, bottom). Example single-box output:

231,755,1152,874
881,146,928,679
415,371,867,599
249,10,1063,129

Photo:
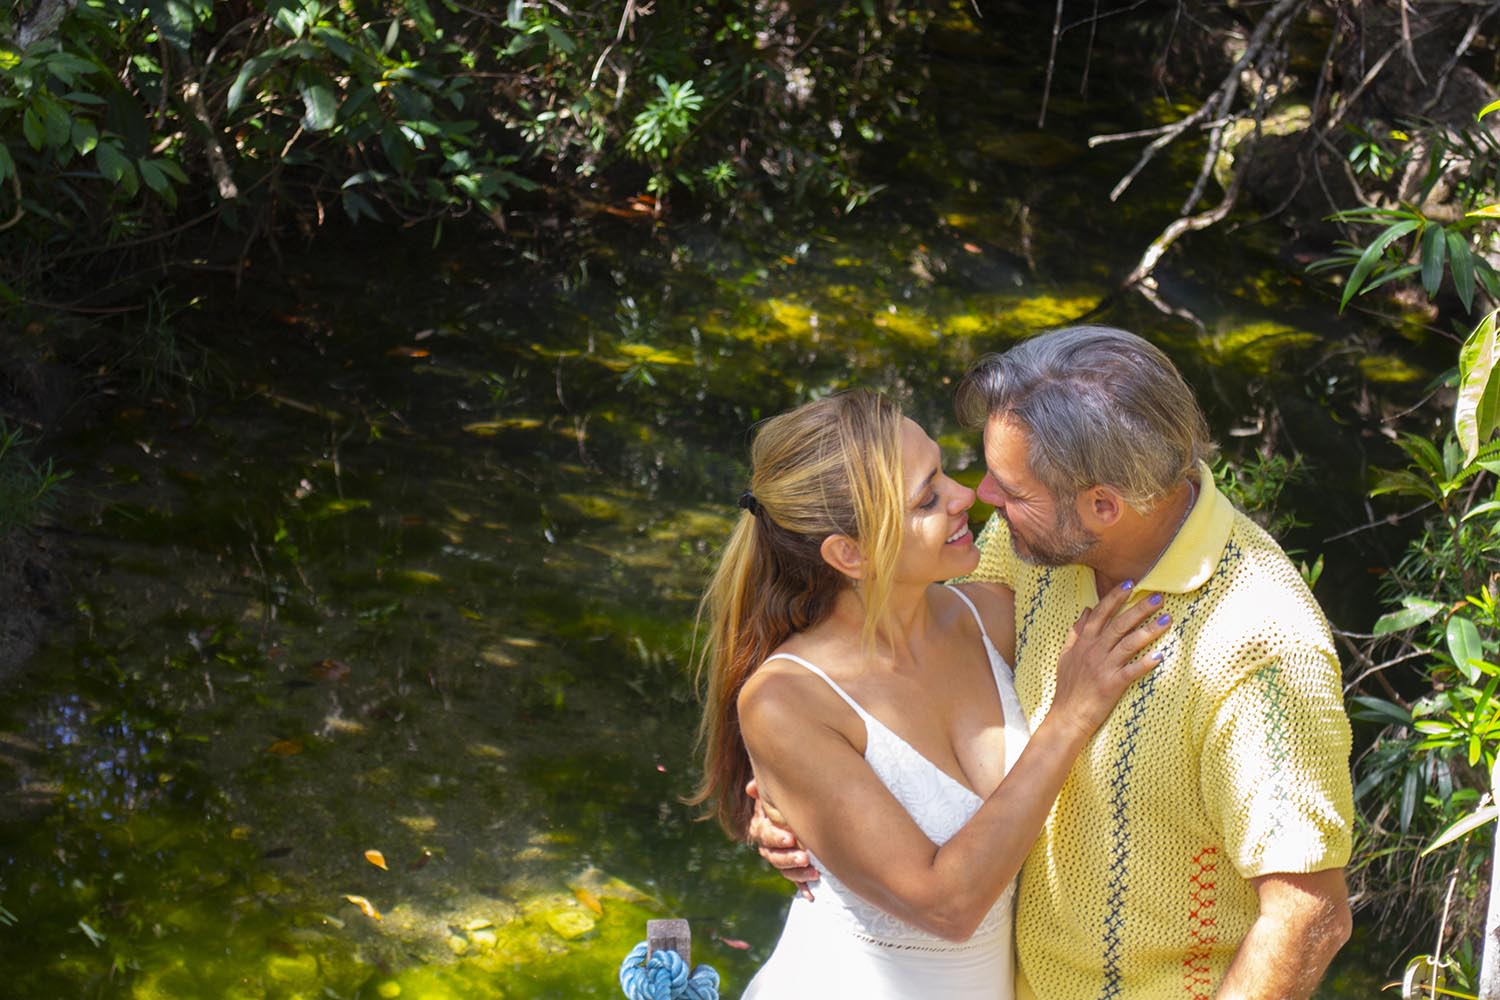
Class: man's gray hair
955,326,1217,511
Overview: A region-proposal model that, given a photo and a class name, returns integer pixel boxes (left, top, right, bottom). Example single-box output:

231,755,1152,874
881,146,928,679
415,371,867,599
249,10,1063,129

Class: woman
691,391,1167,998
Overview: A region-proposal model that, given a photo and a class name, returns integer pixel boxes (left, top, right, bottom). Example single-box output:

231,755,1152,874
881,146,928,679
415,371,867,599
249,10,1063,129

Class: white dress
741,587,1030,1000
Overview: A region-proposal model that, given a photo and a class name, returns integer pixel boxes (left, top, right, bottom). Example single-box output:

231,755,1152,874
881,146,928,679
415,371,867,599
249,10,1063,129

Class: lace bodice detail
767,586,1031,949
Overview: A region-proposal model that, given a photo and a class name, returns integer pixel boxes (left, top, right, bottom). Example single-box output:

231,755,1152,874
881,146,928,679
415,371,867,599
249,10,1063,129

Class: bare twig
1400,0,1427,85
1037,0,1065,129
1420,0,1500,116
0,171,22,232
1122,171,1242,289
1101,0,1308,204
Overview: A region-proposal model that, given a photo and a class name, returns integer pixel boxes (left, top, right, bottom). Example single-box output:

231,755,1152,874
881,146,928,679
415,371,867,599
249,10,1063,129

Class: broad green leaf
21,106,44,151
70,118,97,155
341,187,379,222
1373,597,1445,635
542,23,576,54
1447,615,1484,683
297,72,338,132
1420,222,1448,296
1421,802,1499,855
152,0,198,51
137,157,168,194
1457,310,1500,460
40,96,72,147
154,158,188,183
1448,228,1477,311
94,140,130,183
1362,263,1421,293
1349,695,1413,727
1400,764,1419,831
1341,218,1420,311
228,50,280,112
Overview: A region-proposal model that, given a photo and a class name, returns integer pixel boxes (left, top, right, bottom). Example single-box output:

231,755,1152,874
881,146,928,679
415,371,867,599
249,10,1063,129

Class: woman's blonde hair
689,390,906,835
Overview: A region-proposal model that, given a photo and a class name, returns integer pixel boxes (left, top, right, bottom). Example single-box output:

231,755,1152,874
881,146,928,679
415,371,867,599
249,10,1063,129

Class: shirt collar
1136,461,1234,595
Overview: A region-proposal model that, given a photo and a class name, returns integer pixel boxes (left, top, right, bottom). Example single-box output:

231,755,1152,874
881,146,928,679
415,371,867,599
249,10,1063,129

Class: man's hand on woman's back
746,778,819,900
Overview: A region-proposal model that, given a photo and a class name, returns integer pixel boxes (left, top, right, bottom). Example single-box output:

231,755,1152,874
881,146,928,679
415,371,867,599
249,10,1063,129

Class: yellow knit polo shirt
966,466,1353,1000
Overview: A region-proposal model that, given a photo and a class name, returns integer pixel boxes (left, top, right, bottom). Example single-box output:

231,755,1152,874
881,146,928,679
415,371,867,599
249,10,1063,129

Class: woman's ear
819,533,864,580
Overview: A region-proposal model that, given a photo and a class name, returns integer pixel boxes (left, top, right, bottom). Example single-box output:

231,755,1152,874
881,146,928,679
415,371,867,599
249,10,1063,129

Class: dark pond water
1,11,1440,999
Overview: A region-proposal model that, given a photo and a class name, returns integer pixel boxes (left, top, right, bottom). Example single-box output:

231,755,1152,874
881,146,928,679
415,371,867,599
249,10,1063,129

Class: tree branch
12,0,79,49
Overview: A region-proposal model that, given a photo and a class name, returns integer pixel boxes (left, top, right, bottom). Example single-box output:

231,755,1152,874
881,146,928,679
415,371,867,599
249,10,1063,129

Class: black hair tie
738,490,761,516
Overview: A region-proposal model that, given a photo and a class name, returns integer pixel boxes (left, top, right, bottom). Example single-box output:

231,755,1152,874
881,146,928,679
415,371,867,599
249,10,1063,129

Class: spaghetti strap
763,652,873,722
944,585,996,650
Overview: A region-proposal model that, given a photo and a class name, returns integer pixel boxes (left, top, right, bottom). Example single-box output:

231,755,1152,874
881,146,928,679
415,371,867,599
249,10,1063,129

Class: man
751,325,1353,999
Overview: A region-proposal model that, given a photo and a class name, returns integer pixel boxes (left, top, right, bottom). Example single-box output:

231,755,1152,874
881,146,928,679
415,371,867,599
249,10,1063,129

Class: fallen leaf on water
344,895,382,921
266,739,303,756
719,937,751,950
312,659,352,681
573,887,603,915
364,849,388,871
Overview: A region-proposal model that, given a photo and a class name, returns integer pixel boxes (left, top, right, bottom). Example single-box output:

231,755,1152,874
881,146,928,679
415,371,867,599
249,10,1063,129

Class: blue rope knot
618,941,720,1000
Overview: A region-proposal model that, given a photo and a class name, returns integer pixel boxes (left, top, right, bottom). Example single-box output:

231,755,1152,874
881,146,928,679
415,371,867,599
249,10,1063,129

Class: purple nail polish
1150,651,1165,661
1156,614,1171,627
1148,593,1162,607
1121,579,1134,591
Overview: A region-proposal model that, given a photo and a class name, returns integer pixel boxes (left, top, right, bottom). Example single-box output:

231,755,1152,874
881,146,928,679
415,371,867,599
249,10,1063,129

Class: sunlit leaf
344,894,382,920
1423,803,1499,856
1480,98,1500,121
1457,310,1500,461
1447,615,1484,684
1373,597,1444,635
1419,223,1447,296
1467,204,1500,219
1340,218,1420,312
1402,954,1446,999
364,849,388,871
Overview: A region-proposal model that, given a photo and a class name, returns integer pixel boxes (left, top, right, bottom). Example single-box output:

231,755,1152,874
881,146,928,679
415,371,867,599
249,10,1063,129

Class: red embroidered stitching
1183,846,1219,1000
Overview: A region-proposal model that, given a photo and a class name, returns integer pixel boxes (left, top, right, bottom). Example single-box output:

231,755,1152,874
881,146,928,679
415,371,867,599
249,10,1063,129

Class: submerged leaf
344,894,382,920
266,739,304,756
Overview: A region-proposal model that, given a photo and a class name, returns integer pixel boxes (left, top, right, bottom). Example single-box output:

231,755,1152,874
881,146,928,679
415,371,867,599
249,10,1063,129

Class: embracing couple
691,326,1354,999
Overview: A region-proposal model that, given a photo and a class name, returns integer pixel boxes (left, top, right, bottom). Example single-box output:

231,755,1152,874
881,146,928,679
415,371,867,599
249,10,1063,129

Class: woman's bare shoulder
950,581,1017,661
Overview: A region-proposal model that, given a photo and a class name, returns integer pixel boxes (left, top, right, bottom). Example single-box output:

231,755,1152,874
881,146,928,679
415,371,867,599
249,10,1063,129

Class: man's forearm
1215,870,1352,1000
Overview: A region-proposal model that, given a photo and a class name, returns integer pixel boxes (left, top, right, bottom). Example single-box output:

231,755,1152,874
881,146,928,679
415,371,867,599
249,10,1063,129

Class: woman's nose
952,481,976,512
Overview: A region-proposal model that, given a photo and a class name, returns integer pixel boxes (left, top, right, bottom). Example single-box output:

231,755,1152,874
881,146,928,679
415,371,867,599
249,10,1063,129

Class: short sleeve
1200,645,1354,878
958,512,1017,588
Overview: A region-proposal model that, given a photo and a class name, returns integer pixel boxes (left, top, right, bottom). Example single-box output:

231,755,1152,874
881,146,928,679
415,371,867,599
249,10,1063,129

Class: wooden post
1481,758,1500,1000
647,918,691,967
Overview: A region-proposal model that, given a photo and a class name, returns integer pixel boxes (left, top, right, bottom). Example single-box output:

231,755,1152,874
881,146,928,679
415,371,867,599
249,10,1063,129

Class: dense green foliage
0,0,926,301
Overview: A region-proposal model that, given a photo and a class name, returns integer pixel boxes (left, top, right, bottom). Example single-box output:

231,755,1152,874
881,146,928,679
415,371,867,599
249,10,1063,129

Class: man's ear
819,533,864,580
1079,485,1125,529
